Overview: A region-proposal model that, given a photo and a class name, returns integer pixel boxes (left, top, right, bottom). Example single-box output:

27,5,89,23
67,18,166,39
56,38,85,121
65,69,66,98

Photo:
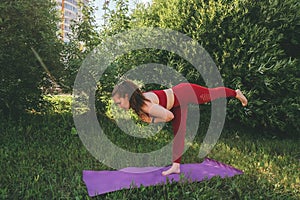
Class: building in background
56,0,89,42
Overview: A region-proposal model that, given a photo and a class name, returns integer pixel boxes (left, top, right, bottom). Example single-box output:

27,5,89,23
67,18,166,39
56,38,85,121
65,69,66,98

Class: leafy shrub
68,0,300,135
130,0,300,135
0,0,63,118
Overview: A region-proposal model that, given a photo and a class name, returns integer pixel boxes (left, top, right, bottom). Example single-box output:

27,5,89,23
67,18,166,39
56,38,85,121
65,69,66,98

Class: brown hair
112,80,149,116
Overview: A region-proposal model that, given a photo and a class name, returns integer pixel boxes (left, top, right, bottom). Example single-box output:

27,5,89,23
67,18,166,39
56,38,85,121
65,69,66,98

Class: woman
112,80,248,176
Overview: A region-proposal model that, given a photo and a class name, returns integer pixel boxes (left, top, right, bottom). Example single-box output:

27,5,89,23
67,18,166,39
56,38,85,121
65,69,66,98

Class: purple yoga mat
83,158,243,197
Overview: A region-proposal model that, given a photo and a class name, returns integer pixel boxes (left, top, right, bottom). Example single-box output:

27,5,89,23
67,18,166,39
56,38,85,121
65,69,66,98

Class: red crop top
150,90,167,108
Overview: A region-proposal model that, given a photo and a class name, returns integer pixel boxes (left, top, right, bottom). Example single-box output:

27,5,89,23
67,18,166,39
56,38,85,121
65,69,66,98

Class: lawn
0,95,299,199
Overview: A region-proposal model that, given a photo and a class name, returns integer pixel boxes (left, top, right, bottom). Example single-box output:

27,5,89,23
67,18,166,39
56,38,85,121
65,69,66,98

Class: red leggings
171,83,236,163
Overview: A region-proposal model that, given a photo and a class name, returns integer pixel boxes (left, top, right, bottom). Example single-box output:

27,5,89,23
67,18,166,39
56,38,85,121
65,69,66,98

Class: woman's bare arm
141,101,174,123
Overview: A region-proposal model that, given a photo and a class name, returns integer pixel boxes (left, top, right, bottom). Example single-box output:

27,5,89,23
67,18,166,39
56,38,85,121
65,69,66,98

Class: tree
0,0,63,117
60,0,101,91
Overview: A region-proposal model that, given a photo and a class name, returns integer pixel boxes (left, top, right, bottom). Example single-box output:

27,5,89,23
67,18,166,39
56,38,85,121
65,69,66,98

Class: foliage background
89,0,299,136
0,0,299,133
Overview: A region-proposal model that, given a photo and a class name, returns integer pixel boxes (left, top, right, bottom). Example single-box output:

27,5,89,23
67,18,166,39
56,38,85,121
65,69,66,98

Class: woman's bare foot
162,163,180,176
235,89,248,107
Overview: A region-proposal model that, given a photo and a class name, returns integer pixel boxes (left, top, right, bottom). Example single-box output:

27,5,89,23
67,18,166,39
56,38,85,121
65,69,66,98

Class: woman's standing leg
162,105,188,176
172,105,188,163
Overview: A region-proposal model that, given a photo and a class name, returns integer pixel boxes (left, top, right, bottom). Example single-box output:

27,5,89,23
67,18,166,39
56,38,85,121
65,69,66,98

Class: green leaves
71,127,78,135
61,0,300,136
0,0,63,117
129,0,300,135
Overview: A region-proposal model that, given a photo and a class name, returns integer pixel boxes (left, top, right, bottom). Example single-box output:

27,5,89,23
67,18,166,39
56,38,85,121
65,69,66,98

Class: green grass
0,95,299,199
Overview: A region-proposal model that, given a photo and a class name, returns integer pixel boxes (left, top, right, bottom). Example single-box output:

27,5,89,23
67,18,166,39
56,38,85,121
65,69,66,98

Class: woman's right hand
140,114,151,123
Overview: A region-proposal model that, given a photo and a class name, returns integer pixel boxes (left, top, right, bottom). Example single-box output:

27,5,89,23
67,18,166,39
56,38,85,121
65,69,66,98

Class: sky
92,0,152,27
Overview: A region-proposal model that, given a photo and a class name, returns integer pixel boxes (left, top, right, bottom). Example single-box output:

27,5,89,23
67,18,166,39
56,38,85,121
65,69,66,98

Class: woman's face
112,93,130,110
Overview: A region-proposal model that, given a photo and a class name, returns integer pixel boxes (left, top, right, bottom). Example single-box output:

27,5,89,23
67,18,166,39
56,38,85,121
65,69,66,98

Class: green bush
0,0,63,118
69,0,299,135
129,0,300,135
